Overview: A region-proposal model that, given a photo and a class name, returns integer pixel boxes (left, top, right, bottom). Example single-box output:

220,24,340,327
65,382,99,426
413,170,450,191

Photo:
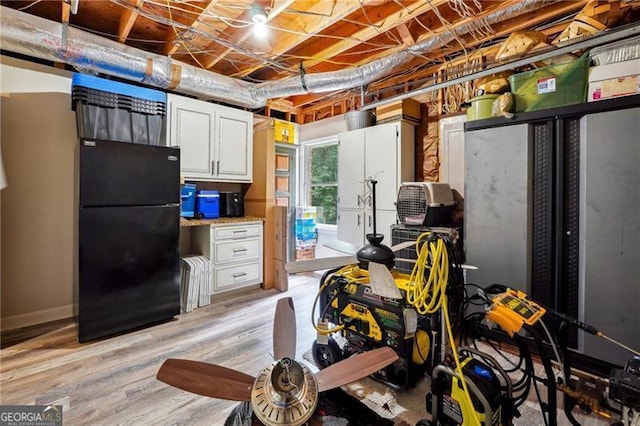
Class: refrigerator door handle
212,160,216,175
217,160,220,175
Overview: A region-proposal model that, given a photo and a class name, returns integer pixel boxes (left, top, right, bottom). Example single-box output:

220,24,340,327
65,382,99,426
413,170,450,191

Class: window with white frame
304,141,338,225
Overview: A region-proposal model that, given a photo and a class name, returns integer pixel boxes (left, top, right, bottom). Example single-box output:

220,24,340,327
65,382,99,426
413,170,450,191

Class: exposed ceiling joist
229,0,371,78
117,0,144,43
201,0,296,70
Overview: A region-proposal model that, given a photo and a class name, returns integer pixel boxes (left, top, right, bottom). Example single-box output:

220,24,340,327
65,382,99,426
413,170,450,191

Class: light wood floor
1,274,324,425
0,273,613,426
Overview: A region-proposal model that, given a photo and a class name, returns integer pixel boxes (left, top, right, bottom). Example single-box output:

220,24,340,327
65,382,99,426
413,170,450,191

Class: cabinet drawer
215,262,261,291
215,238,261,264
213,224,262,240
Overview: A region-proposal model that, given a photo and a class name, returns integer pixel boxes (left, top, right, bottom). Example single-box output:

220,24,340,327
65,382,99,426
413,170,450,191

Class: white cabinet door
168,93,215,179
365,123,399,211
338,129,365,210
365,208,397,242
439,115,466,195
337,209,364,248
215,106,253,182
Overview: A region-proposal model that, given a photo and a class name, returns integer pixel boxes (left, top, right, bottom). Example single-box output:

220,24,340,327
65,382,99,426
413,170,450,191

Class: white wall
298,114,347,141
1,58,76,330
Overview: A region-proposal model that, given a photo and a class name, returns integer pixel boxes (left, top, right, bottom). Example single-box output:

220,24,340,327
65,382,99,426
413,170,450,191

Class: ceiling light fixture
251,6,268,39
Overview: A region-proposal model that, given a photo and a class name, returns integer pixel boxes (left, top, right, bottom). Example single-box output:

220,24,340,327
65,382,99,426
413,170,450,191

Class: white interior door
337,129,365,210
439,115,466,196
364,123,398,210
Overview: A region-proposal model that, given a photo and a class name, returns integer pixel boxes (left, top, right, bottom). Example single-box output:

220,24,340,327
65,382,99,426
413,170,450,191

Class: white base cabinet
192,221,263,294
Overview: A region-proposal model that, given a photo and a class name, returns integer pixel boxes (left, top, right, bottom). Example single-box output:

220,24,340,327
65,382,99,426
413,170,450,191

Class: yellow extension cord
311,264,368,335
406,233,482,426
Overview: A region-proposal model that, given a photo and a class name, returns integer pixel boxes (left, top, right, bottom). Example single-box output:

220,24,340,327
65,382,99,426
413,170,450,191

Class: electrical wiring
68,24,168,44
165,0,206,69
403,233,480,425
111,0,292,72
309,265,373,336
355,1,404,48
406,234,449,315
17,0,43,11
540,317,567,385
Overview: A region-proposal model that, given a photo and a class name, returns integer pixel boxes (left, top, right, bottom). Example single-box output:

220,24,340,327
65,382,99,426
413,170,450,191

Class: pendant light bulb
251,6,268,38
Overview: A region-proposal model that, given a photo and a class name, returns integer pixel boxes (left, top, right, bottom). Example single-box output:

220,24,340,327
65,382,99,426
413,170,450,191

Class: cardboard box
375,98,421,124
588,58,640,102
273,206,287,261
273,259,288,292
296,247,315,260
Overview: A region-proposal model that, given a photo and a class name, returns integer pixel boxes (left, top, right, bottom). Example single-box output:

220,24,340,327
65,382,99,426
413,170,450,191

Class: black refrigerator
78,138,181,343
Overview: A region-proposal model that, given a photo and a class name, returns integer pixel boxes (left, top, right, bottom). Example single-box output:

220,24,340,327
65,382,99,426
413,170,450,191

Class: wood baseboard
1,304,75,331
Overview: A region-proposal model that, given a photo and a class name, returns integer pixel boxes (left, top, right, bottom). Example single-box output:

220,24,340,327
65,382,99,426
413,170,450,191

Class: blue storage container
181,184,196,218
196,190,220,219
71,73,167,145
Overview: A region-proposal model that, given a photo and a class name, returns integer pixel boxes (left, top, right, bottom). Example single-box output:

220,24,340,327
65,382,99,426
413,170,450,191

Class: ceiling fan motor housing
251,359,318,426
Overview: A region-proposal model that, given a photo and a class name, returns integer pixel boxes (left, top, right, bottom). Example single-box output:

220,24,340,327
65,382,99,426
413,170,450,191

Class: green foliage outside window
309,144,338,224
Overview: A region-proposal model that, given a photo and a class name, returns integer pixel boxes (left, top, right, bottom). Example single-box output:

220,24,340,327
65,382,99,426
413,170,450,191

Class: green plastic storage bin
508,55,590,113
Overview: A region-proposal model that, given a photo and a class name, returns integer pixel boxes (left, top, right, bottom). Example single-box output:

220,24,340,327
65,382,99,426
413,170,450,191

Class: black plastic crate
71,73,166,145
391,224,464,274
74,100,165,145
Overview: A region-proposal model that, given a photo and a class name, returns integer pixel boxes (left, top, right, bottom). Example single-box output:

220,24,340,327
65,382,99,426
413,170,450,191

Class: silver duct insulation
407,0,558,55
1,1,557,109
0,6,260,107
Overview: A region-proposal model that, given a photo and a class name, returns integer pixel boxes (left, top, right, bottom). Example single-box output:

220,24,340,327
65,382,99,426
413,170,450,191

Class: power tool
423,348,514,426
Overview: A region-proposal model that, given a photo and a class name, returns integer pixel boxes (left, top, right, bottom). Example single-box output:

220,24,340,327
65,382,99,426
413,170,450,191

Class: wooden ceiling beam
117,0,144,43
55,1,72,69
282,0,449,73
295,1,585,116
162,0,223,57
396,23,415,46
328,0,585,77
61,1,71,23
201,0,296,70
229,0,370,78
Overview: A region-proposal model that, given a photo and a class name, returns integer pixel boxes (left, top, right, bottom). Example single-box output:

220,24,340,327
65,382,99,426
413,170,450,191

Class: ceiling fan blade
390,240,417,252
285,255,357,274
157,359,254,401
316,347,399,392
273,297,296,360
368,261,403,299
323,240,359,255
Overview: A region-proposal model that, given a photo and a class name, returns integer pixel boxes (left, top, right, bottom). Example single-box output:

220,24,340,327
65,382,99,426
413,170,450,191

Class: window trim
300,136,338,228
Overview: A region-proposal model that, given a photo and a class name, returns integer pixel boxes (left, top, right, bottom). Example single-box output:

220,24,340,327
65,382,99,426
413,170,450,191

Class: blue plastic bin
181,184,196,218
71,73,166,145
196,190,220,219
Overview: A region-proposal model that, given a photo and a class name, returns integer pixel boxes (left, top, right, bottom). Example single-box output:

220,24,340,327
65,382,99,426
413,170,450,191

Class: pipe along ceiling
0,1,555,109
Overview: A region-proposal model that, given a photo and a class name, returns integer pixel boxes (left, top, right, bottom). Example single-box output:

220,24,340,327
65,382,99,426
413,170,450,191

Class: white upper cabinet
167,93,253,182
216,107,252,181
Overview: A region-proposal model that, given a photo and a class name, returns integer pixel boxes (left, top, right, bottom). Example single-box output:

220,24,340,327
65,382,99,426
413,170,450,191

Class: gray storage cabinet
464,96,640,369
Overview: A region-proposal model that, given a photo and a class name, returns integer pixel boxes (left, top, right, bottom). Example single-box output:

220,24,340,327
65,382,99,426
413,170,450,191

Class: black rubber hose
524,324,558,426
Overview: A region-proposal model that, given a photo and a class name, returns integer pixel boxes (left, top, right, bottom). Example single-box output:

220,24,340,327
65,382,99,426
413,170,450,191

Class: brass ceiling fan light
156,297,399,426
251,357,318,426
